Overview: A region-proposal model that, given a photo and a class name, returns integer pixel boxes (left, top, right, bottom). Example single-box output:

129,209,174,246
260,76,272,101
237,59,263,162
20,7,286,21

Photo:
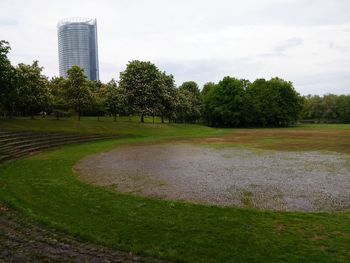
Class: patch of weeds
241,191,253,208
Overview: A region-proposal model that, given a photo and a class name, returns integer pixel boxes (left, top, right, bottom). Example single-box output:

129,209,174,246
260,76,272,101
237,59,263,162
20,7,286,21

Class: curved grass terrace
1,117,350,262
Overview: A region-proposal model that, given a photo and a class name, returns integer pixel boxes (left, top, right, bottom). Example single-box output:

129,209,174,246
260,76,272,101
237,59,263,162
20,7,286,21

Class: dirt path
75,143,350,212
0,203,166,263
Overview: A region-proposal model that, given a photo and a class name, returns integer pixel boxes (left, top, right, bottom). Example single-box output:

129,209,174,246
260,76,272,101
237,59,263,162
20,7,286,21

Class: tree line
0,40,202,123
301,94,350,123
1,40,349,126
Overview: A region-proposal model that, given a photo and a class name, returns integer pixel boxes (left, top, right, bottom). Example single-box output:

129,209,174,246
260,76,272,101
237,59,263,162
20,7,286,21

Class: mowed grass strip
0,119,350,262
0,116,225,138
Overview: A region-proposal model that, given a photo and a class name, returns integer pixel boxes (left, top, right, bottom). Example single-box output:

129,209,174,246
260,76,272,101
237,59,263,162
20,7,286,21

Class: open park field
1,117,350,262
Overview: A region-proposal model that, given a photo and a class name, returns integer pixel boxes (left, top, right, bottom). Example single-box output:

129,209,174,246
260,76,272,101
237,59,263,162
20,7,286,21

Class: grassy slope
0,116,224,138
0,118,350,262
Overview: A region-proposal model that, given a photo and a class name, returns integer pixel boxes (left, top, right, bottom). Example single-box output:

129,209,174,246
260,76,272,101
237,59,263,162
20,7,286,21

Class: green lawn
0,118,350,262
0,116,225,138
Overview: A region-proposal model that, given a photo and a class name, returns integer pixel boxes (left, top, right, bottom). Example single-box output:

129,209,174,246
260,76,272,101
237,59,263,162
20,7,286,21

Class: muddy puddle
74,143,350,212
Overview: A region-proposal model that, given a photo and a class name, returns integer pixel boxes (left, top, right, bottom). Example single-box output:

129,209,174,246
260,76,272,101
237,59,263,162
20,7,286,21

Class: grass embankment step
0,131,48,139
0,154,11,162
0,132,84,145
0,134,106,152
2,136,115,156
0,134,84,150
0,133,77,144
0,130,118,163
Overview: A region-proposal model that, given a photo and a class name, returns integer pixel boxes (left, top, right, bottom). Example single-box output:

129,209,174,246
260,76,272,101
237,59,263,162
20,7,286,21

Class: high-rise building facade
57,18,99,80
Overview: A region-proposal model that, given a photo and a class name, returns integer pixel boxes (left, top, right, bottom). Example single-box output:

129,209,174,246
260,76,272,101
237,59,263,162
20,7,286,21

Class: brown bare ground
189,128,350,154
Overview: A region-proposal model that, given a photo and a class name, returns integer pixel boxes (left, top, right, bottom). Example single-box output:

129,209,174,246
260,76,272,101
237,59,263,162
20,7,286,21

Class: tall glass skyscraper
57,18,99,80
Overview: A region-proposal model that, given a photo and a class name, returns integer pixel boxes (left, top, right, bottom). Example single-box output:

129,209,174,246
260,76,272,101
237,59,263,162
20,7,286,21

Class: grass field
1,117,350,262
0,116,224,138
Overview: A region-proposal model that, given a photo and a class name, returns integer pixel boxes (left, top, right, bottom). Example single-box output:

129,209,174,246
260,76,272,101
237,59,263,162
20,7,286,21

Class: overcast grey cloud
1,0,349,95
274,37,303,52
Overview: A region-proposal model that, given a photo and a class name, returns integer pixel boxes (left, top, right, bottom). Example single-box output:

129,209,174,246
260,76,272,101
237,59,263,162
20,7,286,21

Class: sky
1,0,350,95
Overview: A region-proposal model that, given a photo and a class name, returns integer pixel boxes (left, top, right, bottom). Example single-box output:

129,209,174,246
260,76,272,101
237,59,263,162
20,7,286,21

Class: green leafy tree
240,79,251,90
175,88,192,123
338,95,350,123
201,82,216,120
48,76,68,120
105,79,126,121
265,77,302,126
245,78,302,126
177,81,202,123
65,65,92,121
16,61,49,119
203,76,244,127
301,94,350,123
88,80,107,121
322,94,339,121
244,78,270,126
179,81,200,95
0,40,17,117
119,60,164,123
157,72,177,123
201,82,216,97
301,95,324,122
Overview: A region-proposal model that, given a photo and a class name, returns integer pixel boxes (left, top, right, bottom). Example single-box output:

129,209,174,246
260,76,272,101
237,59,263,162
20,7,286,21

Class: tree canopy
65,65,92,120
16,61,49,118
0,40,17,117
105,79,126,121
202,77,302,127
1,39,348,126
119,60,179,123
301,94,350,123
203,77,244,127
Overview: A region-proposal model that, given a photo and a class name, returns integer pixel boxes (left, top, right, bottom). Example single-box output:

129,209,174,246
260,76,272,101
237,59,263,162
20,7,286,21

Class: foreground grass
1,119,350,262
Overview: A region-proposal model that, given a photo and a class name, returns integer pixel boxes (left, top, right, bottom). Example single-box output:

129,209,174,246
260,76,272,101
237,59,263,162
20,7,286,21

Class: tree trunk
78,111,81,121
56,111,59,120
161,114,164,124
141,114,144,123
30,110,34,120
9,103,15,119
114,113,117,122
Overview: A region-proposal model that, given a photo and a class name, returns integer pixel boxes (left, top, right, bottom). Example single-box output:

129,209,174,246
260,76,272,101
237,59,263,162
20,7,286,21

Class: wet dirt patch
74,143,350,212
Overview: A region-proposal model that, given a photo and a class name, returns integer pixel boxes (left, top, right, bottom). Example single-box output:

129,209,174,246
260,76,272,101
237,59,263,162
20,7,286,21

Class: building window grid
57,18,99,80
